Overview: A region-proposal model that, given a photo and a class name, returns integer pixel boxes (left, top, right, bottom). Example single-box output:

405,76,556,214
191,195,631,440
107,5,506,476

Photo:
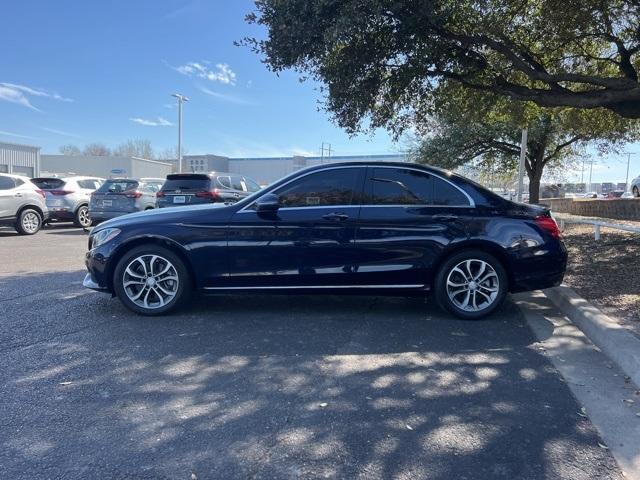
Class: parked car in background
89,178,164,223
631,175,640,197
621,191,635,199
156,172,261,208
84,162,567,319
32,176,104,227
0,173,48,235
605,190,624,199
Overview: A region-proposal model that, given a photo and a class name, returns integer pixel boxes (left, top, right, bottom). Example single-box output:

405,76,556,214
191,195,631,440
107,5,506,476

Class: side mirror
255,193,281,214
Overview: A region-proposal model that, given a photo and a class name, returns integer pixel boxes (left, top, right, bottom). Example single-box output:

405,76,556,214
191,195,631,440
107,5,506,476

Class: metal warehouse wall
0,142,41,177
41,155,172,179
130,158,173,179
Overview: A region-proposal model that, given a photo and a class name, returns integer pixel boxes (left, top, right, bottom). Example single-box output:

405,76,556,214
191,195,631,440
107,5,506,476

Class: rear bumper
509,242,568,293
47,208,75,221
89,210,132,222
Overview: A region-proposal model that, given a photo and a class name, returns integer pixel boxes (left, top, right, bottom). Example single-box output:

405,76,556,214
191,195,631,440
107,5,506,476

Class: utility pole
624,152,635,192
171,93,189,173
517,128,527,202
587,158,595,193
320,142,333,164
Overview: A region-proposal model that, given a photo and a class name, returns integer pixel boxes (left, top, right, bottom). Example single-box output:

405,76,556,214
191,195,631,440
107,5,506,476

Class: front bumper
83,273,109,292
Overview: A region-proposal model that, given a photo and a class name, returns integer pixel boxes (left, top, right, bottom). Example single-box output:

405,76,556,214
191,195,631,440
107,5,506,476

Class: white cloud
129,117,174,127
0,83,73,111
41,127,82,138
172,61,236,85
0,129,35,139
198,86,255,105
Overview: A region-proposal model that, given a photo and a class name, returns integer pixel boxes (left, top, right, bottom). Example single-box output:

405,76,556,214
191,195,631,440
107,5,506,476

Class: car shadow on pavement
0,271,620,480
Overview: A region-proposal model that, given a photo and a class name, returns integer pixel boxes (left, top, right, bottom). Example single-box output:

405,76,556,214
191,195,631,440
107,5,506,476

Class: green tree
410,87,638,202
244,0,640,133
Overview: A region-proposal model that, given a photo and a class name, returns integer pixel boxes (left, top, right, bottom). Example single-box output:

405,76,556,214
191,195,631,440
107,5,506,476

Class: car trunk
91,180,139,212
159,175,213,205
32,178,71,207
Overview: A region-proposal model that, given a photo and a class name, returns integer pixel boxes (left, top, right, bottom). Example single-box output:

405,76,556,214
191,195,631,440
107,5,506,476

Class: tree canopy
245,0,640,134
410,85,639,202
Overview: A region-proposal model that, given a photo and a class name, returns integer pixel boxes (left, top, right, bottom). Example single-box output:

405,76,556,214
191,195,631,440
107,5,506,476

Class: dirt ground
561,223,640,337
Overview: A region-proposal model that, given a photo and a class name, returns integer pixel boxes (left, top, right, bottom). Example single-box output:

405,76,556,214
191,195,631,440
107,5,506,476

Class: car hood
93,203,232,231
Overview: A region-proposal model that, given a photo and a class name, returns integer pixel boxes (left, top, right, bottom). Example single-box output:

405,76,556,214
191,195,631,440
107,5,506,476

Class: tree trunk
528,167,544,204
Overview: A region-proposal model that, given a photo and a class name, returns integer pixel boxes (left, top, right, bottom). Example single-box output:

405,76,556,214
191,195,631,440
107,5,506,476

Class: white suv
0,173,49,235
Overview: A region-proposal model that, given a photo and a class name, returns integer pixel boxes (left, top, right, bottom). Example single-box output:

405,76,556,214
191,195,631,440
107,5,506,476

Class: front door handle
432,214,458,221
322,212,349,222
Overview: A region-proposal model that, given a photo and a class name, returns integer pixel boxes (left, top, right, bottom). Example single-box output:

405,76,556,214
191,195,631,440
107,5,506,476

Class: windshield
32,178,65,190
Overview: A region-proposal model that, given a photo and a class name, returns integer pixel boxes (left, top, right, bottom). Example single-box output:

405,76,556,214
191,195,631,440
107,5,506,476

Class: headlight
91,228,121,248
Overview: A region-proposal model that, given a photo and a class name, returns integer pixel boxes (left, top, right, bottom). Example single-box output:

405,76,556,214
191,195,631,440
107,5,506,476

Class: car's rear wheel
113,245,190,315
633,186,639,198
73,205,91,227
15,208,42,235
434,250,507,320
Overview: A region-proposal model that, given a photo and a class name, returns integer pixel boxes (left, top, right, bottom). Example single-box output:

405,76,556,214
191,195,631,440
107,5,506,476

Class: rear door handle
322,212,349,222
14,193,23,197
432,214,458,221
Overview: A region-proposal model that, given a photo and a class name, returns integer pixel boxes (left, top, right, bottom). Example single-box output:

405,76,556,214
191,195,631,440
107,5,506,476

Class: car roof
0,172,32,181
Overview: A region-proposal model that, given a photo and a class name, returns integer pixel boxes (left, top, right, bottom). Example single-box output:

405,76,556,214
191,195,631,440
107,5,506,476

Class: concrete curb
544,284,640,388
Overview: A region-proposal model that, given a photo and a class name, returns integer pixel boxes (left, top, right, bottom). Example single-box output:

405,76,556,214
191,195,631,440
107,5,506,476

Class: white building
41,155,173,179
0,141,41,177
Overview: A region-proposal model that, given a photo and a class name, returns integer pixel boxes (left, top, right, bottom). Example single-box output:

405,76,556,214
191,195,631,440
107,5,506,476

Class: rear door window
216,176,232,189
230,176,244,191
0,177,15,190
243,177,261,192
161,175,210,192
77,179,101,189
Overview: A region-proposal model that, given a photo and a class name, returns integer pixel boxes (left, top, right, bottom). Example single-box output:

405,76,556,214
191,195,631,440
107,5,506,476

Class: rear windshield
32,178,65,190
96,180,139,193
161,175,211,192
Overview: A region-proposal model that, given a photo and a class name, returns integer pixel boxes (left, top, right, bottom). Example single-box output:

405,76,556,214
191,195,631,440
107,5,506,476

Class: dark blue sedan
83,162,567,319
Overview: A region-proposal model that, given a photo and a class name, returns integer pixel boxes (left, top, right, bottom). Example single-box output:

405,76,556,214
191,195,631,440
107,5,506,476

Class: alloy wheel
446,259,499,312
78,207,91,227
22,211,41,234
122,254,179,310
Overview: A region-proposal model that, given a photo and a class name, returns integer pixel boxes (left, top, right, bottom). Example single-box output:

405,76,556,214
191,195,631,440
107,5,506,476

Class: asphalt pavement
0,225,624,479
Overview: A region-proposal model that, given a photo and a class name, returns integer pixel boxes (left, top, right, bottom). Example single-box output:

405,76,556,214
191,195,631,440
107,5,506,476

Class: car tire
14,208,42,235
433,250,508,320
73,205,92,228
634,186,639,198
113,245,191,316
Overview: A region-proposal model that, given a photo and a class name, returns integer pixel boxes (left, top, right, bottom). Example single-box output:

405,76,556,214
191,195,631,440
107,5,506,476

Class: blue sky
0,0,637,183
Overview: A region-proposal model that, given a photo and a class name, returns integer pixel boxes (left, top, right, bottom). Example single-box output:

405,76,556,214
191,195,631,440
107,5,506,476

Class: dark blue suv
83,162,567,319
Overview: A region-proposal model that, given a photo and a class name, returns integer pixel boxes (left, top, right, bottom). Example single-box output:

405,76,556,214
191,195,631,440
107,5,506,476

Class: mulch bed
561,224,640,337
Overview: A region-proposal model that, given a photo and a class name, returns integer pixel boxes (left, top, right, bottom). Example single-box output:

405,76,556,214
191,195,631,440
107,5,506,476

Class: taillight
195,189,219,200
156,191,165,198
535,215,561,239
50,190,74,196
124,191,143,199
35,189,45,198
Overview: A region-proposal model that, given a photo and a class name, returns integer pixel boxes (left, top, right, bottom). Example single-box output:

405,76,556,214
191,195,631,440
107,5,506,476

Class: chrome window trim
238,164,474,213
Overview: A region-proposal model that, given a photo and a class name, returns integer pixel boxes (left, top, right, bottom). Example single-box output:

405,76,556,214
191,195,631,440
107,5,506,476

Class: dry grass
561,224,640,337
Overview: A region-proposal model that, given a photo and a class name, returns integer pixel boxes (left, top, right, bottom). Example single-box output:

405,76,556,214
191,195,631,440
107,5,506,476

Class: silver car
0,173,49,235
89,178,165,223
32,176,104,227
631,174,640,197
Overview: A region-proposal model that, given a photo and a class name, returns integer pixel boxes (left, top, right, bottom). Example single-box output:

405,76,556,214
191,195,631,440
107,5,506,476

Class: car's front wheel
113,245,191,315
15,208,42,235
434,250,507,320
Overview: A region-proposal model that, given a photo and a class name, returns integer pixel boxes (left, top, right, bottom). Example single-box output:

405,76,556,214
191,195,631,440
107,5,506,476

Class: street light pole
624,152,634,192
171,93,189,173
517,128,527,202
